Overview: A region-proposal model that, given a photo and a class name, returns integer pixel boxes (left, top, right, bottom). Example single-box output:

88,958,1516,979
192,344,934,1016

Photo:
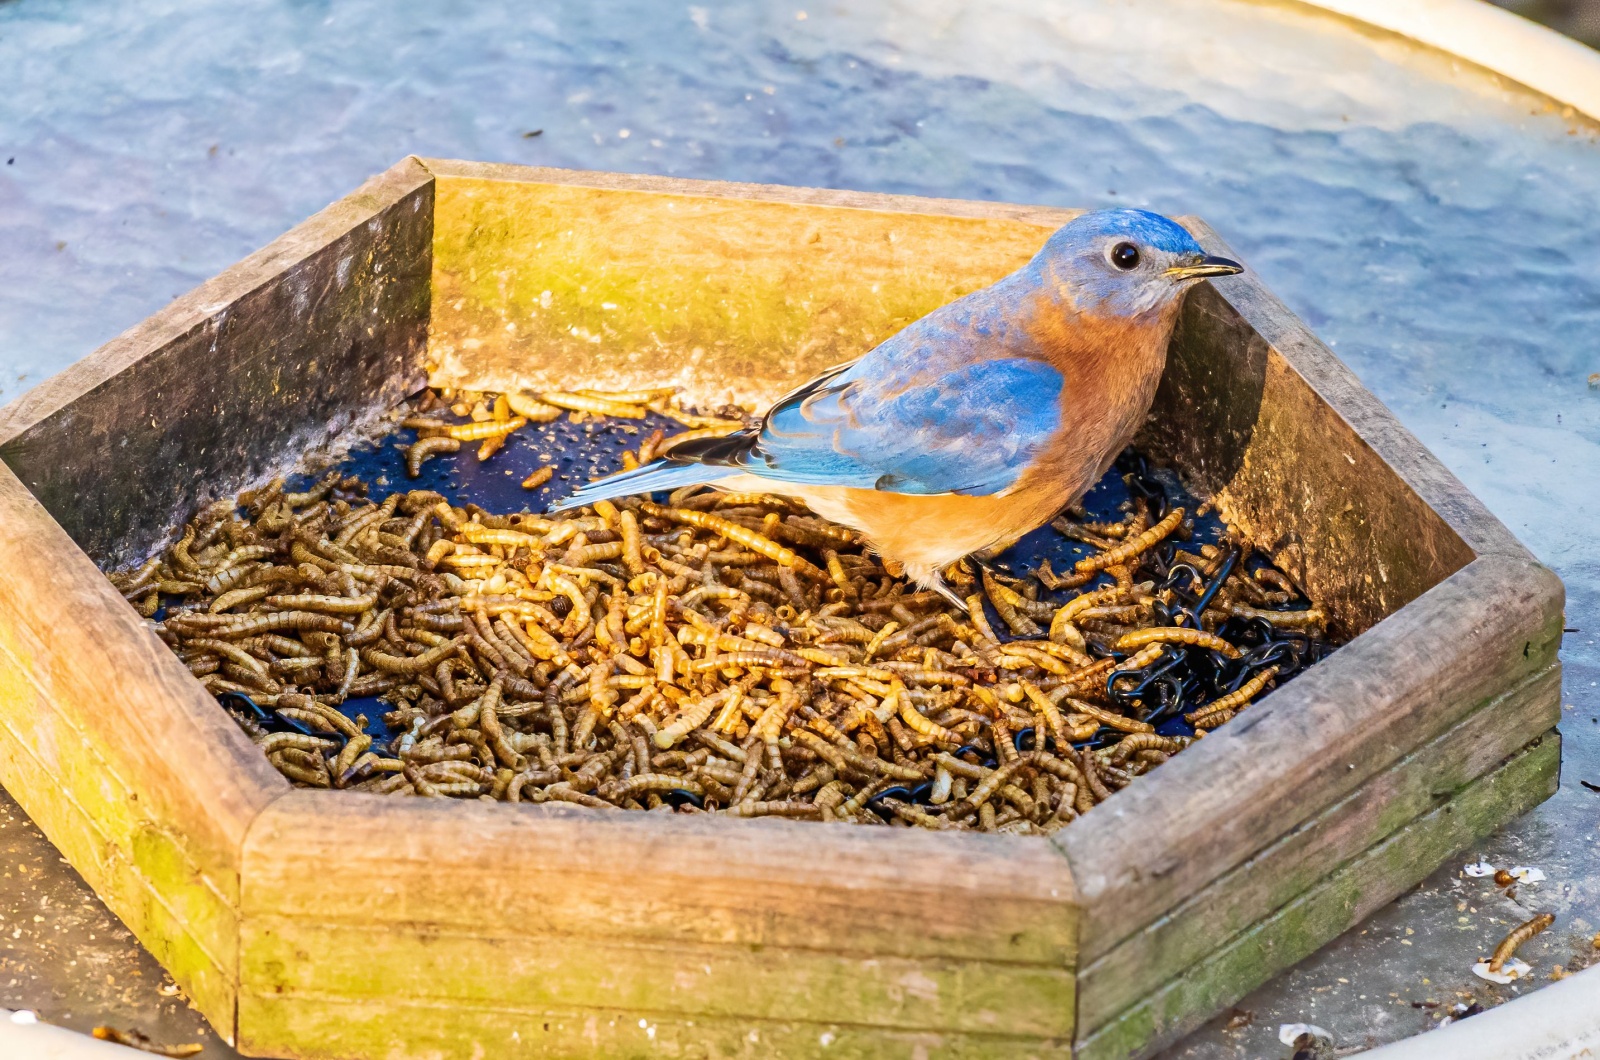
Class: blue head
1031,209,1242,319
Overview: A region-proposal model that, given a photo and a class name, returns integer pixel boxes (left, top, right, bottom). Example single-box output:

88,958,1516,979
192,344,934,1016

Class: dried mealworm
444,417,527,442
641,503,828,580
540,392,648,418
407,436,461,477
1184,666,1279,725
1488,913,1555,973
1075,506,1185,573
1061,696,1154,734
506,393,565,422
1114,627,1241,659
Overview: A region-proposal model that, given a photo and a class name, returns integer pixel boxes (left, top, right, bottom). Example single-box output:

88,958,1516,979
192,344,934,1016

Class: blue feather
711,352,1064,497
547,460,735,512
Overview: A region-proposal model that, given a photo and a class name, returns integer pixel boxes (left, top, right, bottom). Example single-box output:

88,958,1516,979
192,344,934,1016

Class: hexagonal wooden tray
0,158,1563,1059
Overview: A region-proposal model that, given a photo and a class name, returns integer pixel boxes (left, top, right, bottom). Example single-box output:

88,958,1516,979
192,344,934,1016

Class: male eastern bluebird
555,209,1241,606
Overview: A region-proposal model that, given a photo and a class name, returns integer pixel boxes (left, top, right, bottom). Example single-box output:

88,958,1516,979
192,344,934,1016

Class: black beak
1165,254,1244,280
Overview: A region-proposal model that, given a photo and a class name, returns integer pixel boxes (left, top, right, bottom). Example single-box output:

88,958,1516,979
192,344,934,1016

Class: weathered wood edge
1076,732,1561,1060
0,161,435,569
0,157,433,446
414,157,1082,228
1075,661,1560,1034
1181,219,1528,562
1058,551,1564,962
0,461,288,1035
237,995,1072,1060
239,789,1080,961
238,790,1080,1050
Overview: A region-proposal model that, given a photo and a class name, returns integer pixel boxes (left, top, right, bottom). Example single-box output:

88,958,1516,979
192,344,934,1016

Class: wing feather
732,356,1063,496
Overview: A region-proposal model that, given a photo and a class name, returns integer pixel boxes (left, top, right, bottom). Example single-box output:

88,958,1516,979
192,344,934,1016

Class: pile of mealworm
111,387,1329,834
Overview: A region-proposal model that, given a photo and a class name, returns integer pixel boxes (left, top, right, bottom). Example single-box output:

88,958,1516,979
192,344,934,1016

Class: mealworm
540,392,647,418
406,436,461,477
1488,913,1555,973
263,593,377,615
1223,602,1326,627
1075,507,1185,573
1061,696,1154,734
444,417,527,442
362,638,463,674
212,612,356,638
505,393,564,422
894,682,959,744
1114,627,1241,659
1185,666,1279,725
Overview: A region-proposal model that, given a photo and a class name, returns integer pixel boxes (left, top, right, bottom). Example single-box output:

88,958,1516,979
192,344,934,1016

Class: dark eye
1111,242,1141,270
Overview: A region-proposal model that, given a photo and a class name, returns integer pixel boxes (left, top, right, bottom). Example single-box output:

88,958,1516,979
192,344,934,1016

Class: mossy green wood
236,1000,1073,1060
421,160,1078,409
1076,733,1561,1060
0,464,285,1034
235,795,1080,1056
1074,662,1559,1035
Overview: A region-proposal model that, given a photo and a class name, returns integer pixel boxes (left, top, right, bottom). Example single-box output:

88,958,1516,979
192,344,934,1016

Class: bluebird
555,209,1241,607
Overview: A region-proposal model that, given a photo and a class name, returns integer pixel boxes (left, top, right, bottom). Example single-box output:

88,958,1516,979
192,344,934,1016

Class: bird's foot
928,574,969,612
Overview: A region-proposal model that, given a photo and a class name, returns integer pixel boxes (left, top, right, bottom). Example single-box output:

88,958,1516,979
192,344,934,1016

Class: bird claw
929,575,968,611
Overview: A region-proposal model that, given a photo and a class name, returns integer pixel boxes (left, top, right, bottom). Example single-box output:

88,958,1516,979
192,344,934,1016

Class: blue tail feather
546,460,737,513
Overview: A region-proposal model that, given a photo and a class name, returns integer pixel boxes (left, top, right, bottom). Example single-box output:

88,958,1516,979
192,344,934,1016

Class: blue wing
739,355,1064,497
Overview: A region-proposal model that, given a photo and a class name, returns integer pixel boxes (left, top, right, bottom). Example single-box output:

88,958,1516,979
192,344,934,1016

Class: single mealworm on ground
1487,912,1555,973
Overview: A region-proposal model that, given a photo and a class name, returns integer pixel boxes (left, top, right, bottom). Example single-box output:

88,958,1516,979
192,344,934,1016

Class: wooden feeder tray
0,159,1563,1059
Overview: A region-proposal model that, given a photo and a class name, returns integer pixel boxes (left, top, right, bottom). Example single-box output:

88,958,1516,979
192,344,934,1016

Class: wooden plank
1059,552,1563,963
240,793,1078,967
237,994,1071,1060
1173,219,1529,565
1075,732,1561,1060
240,922,1074,1039
0,462,287,1033
419,160,1077,409
0,158,434,569
240,794,1079,1053
418,158,1081,226
1142,278,1475,638
1075,662,1559,1033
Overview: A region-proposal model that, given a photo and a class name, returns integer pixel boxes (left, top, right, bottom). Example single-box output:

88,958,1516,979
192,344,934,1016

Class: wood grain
240,793,1078,965
1075,733,1561,1060
238,793,1079,1051
0,462,286,1033
420,160,1077,410
1144,277,1477,639
1075,662,1559,1034
0,158,434,569
237,994,1073,1060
